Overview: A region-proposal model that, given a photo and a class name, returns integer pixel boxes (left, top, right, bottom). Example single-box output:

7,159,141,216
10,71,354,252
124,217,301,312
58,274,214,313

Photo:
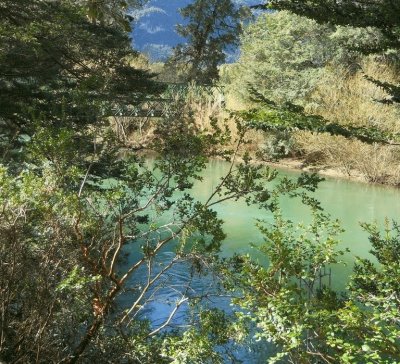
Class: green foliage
265,0,400,54
257,130,294,161
0,2,324,359
262,0,400,106
168,0,247,84
220,9,400,161
345,220,400,362
227,205,400,363
56,266,101,292
1,88,328,361
3,1,400,362
1,108,325,362
82,0,146,30
161,309,236,364
237,101,400,145
223,11,382,104
0,0,161,162
221,10,399,160
232,11,337,104
227,207,345,363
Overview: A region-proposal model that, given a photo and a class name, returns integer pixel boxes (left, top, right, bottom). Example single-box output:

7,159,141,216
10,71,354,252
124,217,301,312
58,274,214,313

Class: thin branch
119,256,180,324
108,216,125,277
204,130,244,206
78,164,92,197
148,280,191,337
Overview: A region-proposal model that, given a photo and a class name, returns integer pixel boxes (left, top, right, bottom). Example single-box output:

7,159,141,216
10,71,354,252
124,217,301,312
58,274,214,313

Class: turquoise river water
119,159,400,361
192,160,400,290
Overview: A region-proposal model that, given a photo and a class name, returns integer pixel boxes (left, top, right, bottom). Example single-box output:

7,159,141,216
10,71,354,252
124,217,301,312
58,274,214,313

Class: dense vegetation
221,10,400,184
1,0,400,363
166,0,247,84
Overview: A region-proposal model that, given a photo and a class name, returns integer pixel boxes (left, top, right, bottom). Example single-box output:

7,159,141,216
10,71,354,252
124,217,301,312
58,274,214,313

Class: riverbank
262,157,371,185
122,113,397,188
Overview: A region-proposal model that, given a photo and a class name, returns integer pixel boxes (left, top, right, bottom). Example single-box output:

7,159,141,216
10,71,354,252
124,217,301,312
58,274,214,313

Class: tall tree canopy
258,0,400,99
229,11,339,105
169,0,246,84
223,1,400,151
0,0,160,162
82,0,147,29
264,0,400,38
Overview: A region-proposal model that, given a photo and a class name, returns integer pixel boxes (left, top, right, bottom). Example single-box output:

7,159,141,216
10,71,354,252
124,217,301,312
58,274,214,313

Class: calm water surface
119,159,400,361
192,160,400,290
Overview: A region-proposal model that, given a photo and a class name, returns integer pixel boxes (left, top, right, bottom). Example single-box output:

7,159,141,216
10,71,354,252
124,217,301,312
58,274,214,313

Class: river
118,159,400,361
193,160,400,290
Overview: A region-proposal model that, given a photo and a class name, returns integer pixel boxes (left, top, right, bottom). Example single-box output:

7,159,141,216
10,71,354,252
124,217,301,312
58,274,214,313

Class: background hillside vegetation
220,11,400,185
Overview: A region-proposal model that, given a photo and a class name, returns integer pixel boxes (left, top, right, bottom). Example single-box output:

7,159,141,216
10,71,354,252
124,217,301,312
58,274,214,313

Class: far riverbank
264,157,368,184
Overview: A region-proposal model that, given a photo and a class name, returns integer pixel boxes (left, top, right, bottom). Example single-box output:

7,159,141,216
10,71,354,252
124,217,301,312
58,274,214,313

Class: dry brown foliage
294,131,400,185
309,57,400,133
292,56,400,184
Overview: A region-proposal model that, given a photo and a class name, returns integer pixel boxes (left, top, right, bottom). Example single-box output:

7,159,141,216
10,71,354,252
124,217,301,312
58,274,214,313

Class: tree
260,0,400,52
0,2,325,362
229,11,339,105
0,101,321,362
168,0,247,84
0,0,161,163
258,0,400,105
224,10,391,106
218,2,400,361
82,0,147,30
228,207,400,363
221,9,400,163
